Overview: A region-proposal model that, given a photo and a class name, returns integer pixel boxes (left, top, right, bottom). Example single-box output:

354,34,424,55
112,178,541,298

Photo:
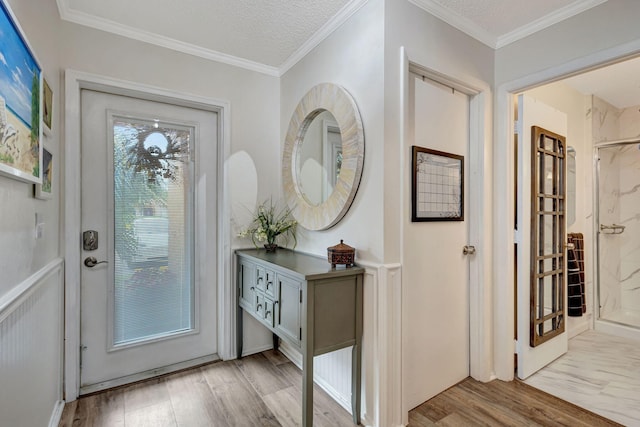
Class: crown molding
407,0,497,48
56,0,279,76
496,0,607,48
408,0,607,50
278,0,370,75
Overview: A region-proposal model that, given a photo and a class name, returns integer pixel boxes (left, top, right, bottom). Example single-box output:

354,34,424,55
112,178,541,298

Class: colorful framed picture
42,77,52,134
0,0,42,184
34,146,52,199
412,146,464,221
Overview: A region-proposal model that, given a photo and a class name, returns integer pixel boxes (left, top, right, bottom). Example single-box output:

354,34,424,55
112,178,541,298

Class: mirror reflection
298,110,342,206
282,82,364,231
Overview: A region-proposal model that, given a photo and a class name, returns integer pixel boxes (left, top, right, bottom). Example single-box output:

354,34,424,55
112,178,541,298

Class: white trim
80,354,219,395
375,262,403,427
278,0,370,75
408,0,605,50
407,0,496,48
48,400,65,427
0,258,64,324
496,0,607,49
494,37,640,382
64,69,232,401
56,2,278,76
239,343,273,358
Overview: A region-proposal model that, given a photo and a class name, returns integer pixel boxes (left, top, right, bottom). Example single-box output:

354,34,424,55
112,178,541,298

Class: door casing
399,54,493,425
494,42,640,381
64,69,232,401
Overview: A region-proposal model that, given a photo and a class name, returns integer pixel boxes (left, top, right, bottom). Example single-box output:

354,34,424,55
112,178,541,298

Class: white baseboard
241,343,274,358
48,400,65,427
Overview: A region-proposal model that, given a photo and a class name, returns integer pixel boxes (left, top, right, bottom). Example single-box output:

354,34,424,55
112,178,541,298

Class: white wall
280,0,385,423
280,0,385,264
384,0,494,421
495,1,640,87
0,0,61,298
0,1,64,423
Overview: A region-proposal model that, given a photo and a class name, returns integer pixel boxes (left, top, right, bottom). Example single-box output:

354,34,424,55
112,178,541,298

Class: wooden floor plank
61,389,125,427
165,368,225,427
123,377,171,413
201,358,281,426
408,377,623,427
124,401,176,427
234,353,291,397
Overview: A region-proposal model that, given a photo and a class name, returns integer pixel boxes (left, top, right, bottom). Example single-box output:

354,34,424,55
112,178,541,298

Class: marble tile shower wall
592,95,640,318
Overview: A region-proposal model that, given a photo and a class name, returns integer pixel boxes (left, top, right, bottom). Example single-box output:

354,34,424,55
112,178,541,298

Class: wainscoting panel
0,258,64,427
277,263,403,427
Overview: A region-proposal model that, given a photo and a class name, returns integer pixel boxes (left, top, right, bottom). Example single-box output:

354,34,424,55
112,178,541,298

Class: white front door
79,89,218,393
403,72,470,409
516,94,568,379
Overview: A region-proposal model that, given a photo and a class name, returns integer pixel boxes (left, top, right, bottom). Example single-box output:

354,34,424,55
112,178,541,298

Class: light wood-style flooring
59,350,354,427
408,377,622,427
60,349,621,427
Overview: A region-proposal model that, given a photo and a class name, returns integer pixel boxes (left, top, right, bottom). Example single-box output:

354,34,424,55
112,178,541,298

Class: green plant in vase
238,199,297,252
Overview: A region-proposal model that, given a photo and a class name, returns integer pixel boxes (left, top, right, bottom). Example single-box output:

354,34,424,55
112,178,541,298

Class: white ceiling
57,0,638,107
56,0,608,75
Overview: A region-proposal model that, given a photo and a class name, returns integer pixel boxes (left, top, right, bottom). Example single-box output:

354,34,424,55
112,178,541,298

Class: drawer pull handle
250,286,255,291
265,310,271,317
257,304,262,310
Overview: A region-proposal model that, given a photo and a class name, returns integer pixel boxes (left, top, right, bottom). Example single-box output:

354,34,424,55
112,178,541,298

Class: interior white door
403,73,470,410
79,89,218,393
516,94,568,379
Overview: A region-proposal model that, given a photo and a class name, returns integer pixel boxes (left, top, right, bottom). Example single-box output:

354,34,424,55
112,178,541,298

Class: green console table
236,248,364,426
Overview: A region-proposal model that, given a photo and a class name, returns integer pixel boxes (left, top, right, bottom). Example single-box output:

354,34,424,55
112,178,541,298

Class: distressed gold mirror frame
283,83,364,230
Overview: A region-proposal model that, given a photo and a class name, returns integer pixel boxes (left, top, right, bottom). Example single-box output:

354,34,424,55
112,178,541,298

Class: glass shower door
597,143,640,328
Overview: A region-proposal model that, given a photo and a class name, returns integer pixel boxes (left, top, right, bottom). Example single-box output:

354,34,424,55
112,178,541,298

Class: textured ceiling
58,0,608,74
430,0,578,37
61,0,354,72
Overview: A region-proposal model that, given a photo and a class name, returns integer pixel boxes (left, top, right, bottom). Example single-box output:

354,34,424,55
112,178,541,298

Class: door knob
84,256,108,267
463,245,476,255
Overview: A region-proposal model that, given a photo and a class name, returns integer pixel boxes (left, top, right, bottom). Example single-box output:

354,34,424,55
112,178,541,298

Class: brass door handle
463,245,476,255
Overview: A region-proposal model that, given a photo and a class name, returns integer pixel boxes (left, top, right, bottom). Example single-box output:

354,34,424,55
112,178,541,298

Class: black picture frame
411,146,464,222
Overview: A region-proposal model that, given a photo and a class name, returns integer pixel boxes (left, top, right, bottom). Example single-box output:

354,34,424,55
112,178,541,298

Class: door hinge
299,327,302,341
514,120,521,134
299,289,302,303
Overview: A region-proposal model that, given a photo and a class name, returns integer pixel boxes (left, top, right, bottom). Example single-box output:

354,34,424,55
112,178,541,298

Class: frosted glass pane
112,118,194,346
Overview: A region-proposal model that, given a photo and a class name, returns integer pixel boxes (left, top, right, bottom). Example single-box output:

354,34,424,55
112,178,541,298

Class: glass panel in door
112,118,194,347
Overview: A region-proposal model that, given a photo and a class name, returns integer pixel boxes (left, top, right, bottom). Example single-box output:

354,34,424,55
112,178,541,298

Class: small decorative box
327,240,355,268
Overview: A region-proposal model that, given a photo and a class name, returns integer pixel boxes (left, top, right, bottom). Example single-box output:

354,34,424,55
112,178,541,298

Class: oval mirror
283,83,364,230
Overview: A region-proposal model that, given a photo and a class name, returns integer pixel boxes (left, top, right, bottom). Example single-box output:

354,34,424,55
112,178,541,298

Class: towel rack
600,224,625,234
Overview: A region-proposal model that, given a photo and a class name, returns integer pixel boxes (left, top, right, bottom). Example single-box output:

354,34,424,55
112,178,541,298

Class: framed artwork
0,0,42,184
42,77,52,134
412,146,464,221
34,146,52,199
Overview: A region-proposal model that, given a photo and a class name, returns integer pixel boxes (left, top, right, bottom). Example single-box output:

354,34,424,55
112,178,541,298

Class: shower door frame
594,139,640,328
